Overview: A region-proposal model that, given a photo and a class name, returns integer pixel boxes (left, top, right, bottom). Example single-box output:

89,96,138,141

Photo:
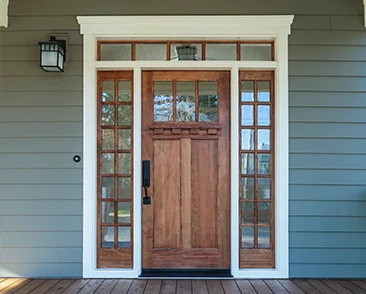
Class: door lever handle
142,160,151,205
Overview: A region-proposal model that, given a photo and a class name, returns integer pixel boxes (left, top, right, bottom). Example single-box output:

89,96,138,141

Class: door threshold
140,269,232,278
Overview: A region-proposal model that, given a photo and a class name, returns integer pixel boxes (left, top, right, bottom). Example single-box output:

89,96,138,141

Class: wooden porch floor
1,278,366,294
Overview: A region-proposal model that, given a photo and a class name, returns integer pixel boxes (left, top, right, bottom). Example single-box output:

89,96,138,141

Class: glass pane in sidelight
135,44,166,60
102,129,114,150
258,81,270,102
100,44,131,61
102,81,114,102
102,177,114,199
118,202,131,223
176,81,195,122
241,105,254,126
101,226,114,248
258,154,270,175
101,105,115,126
154,81,173,122
118,105,131,126
102,202,115,223
241,202,255,224
118,177,131,199
118,153,131,174
102,153,114,174
258,105,270,126
241,129,255,150
170,43,202,61
206,43,236,60
258,178,271,199
258,129,270,150
118,129,131,150
241,153,254,175
258,227,270,249
241,226,254,249
241,178,254,199
240,44,272,61
198,81,218,122
118,227,131,248
258,202,271,224
118,81,131,102
241,81,254,102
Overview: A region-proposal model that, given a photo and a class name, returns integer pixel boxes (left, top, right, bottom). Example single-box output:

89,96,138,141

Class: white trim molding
77,15,294,279
0,0,9,27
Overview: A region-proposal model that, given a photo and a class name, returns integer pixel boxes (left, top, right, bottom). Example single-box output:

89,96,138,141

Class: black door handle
142,160,151,205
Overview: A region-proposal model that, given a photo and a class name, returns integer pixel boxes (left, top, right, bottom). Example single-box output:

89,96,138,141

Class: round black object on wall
73,155,81,163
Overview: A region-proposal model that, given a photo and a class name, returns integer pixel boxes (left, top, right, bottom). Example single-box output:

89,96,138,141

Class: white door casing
77,15,294,279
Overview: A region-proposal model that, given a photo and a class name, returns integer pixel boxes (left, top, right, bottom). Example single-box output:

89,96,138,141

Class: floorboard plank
250,280,273,294
29,280,60,294
221,280,240,294
192,280,208,294
321,280,353,294
176,280,191,294
0,279,32,294
350,280,366,291
144,280,161,294
95,279,119,294
78,279,104,294
160,280,176,294
0,280,20,291
336,280,366,294
0,281,4,285
278,280,305,294
46,280,75,294
126,279,147,294
63,279,90,294
235,280,257,294
293,280,322,294
206,280,224,294
305,280,334,294
264,280,289,294
111,280,133,294
13,280,46,294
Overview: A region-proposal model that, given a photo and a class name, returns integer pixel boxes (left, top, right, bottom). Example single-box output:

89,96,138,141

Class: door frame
78,15,294,279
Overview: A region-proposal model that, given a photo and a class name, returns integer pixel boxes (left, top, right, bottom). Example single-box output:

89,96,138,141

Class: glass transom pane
206,43,236,61
241,44,272,61
135,44,166,60
100,44,131,61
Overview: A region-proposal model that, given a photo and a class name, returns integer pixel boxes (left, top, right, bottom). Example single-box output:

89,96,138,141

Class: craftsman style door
142,71,230,271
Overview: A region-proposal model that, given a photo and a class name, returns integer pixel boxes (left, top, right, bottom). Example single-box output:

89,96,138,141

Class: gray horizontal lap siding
0,0,365,278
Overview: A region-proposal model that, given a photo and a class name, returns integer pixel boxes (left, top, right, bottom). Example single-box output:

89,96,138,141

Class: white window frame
77,15,293,279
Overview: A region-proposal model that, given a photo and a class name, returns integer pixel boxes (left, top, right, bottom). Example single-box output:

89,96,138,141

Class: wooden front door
142,71,230,270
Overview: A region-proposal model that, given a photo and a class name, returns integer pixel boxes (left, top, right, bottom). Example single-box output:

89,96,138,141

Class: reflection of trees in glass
118,106,131,125
177,95,195,122
154,95,173,121
102,105,115,125
198,95,218,122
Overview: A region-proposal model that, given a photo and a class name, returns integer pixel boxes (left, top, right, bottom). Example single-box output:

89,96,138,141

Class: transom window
98,41,274,61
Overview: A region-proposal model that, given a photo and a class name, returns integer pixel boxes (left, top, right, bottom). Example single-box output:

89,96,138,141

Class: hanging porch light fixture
38,36,66,72
176,44,197,61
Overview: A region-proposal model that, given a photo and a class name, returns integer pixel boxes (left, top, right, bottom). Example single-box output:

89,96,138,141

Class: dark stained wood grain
235,279,257,294
250,280,273,294
94,279,119,294
62,279,90,294
306,279,337,294
161,280,177,294
111,279,133,294
293,280,322,294
126,280,147,294
176,280,191,294
11,280,46,294
0,279,32,294
264,279,289,294
350,280,366,291
278,280,305,294
46,280,75,294
321,279,353,294
29,280,60,294
0,279,20,291
144,280,161,294
206,280,224,294
78,279,104,294
221,280,241,294
192,280,208,294
336,280,366,294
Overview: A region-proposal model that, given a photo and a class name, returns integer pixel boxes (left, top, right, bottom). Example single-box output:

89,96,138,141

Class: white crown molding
0,0,9,27
77,15,294,37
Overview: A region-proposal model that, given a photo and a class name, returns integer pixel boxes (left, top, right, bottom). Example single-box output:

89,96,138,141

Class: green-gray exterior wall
0,0,365,278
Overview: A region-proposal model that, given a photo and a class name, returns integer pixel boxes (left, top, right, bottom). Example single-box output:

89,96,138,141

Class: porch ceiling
0,0,8,27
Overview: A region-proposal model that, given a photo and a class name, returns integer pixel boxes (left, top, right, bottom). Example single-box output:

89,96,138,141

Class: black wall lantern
176,45,197,61
38,36,66,72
